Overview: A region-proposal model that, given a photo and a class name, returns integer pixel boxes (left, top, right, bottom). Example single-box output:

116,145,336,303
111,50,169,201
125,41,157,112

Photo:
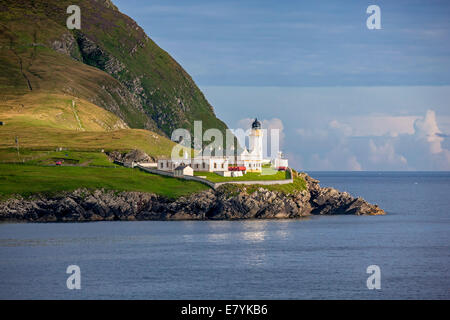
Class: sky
114,0,450,170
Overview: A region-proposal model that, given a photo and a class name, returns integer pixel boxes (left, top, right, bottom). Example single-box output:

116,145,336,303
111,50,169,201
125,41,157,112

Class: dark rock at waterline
0,174,385,222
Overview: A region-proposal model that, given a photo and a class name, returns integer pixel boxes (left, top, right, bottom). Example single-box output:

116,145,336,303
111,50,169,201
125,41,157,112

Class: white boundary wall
136,164,293,190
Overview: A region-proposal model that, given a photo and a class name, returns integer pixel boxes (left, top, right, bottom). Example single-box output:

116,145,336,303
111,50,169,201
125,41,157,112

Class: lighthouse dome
251,118,261,129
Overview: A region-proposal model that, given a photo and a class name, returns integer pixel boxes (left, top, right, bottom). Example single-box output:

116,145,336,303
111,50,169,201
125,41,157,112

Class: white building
174,165,193,177
158,156,228,172
227,118,264,172
157,118,288,174
271,151,289,169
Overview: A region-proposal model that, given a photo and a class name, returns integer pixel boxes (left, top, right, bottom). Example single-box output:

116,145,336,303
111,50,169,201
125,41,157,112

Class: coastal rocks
0,174,385,222
304,175,385,216
207,187,311,220
107,149,154,164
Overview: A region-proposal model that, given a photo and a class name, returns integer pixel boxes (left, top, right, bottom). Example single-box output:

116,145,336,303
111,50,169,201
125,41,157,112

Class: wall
136,165,293,190
137,165,216,188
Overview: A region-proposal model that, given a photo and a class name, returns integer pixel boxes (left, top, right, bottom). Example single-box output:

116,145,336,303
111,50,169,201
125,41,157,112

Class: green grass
0,0,229,137
0,164,209,199
22,151,115,167
0,125,176,160
0,149,113,166
194,168,289,182
217,174,307,197
0,93,176,159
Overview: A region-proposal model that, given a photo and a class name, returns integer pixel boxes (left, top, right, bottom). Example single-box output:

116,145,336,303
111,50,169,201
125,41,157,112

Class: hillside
0,92,176,159
0,0,228,136
0,0,228,201
0,164,209,200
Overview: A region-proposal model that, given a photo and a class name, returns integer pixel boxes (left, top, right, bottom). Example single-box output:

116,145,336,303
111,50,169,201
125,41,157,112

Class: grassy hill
0,164,208,199
0,0,229,137
0,0,238,200
0,92,176,159
0,92,128,131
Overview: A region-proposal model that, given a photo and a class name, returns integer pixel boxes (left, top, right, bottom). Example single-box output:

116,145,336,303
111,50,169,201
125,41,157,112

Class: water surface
0,172,449,299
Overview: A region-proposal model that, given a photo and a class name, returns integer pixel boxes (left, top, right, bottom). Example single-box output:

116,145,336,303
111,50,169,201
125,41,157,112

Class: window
203,163,205,169
221,163,224,168
196,164,199,169
214,163,217,169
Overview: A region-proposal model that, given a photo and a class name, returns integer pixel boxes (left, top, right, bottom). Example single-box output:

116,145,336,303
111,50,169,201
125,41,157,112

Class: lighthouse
249,118,263,160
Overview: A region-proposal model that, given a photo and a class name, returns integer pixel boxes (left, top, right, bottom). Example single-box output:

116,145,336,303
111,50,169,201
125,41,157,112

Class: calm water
0,172,449,299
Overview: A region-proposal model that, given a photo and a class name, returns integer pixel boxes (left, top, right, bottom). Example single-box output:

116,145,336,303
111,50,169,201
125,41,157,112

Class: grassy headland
217,173,307,197
0,163,208,200
194,169,289,183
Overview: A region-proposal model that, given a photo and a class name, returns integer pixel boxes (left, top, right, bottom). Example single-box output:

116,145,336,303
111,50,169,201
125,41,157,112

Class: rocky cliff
0,174,385,222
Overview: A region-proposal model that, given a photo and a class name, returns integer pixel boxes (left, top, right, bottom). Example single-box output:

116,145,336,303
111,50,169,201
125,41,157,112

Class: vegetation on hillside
0,164,208,199
0,0,309,201
194,169,289,183
0,0,228,137
0,92,177,158
217,170,307,197
0,150,116,166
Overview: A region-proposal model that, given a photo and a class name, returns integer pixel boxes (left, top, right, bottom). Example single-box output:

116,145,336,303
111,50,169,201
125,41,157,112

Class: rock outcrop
0,174,385,222
107,149,155,164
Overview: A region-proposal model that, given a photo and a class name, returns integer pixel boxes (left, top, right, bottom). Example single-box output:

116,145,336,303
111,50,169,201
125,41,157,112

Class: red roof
228,166,246,171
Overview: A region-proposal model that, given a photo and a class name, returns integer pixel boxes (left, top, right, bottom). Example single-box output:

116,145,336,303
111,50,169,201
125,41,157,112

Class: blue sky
114,0,450,170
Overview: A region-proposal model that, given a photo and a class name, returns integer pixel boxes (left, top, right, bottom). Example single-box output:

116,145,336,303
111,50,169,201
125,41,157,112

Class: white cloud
368,139,408,168
293,109,449,170
329,120,353,137
329,115,419,137
310,151,362,171
347,156,363,171
262,118,285,147
413,110,444,154
296,128,329,139
238,117,285,147
205,85,450,170
236,118,286,158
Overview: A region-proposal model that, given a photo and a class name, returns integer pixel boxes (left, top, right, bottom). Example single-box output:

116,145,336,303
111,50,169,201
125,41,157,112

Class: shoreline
0,173,385,222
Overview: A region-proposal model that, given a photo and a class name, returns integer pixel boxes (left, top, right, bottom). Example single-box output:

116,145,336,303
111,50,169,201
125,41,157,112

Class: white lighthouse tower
249,118,263,157
245,118,263,172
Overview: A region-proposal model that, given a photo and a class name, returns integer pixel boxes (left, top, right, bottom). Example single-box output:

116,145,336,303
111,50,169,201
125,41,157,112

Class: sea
0,172,449,299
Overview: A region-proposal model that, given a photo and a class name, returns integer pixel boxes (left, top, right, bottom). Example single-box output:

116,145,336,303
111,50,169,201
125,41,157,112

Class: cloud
368,140,408,168
329,120,353,137
310,150,362,171
293,120,364,170
238,117,285,146
330,115,420,137
294,109,450,170
262,118,285,147
413,110,444,154
296,128,328,139
347,156,363,171
236,118,285,157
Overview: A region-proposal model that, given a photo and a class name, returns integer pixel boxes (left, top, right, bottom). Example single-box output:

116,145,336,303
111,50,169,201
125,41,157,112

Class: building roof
252,118,261,129
174,165,191,171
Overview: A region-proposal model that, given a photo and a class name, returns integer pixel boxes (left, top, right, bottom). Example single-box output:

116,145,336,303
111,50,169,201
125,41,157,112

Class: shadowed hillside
0,0,228,136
